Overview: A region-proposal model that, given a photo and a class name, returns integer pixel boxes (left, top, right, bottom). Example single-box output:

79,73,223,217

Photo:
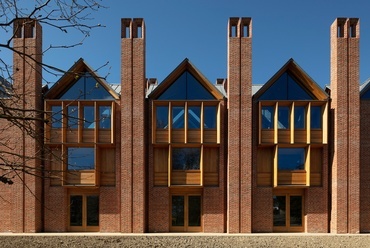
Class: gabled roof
148,58,224,100
253,58,328,100
360,77,370,97
44,58,119,100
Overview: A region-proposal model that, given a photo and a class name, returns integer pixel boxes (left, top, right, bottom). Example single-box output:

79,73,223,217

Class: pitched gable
254,59,328,101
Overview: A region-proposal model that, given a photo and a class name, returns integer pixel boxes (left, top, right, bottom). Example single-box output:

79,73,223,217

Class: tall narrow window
311,106,322,129
156,106,169,129
99,106,111,129
84,106,95,129
204,106,217,129
294,106,305,129
51,105,62,128
68,106,78,129
188,106,201,129
172,106,184,129
278,106,290,129
262,106,274,129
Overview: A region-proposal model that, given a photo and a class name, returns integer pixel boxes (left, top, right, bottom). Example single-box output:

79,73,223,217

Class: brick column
330,18,360,234
120,18,146,233
11,18,43,232
227,17,252,233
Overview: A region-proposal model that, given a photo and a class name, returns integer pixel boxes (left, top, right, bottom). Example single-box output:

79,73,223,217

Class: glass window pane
273,196,286,226
188,196,201,226
172,106,184,129
70,195,83,226
51,106,62,128
172,196,184,226
86,195,99,226
188,106,201,129
156,106,169,129
67,106,78,129
172,148,200,170
290,196,302,226
68,147,95,170
294,106,305,129
278,106,290,129
278,148,305,170
204,106,217,129
99,106,111,129
262,106,274,129
311,106,322,129
84,106,95,129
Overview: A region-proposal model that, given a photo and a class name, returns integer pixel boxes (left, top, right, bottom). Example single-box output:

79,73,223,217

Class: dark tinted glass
158,71,215,100
172,196,184,226
311,106,322,129
99,106,111,129
87,195,99,226
59,73,113,100
259,72,314,100
278,106,289,129
68,147,95,170
188,196,201,226
290,196,302,226
273,196,286,226
172,106,184,129
294,106,305,129
172,148,200,170
51,105,62,128
204,106,217,129
278,148,305,170
84,106,95,129
262,106,274,129
70,195,83,226
188,106,201,129
156,106,169,129
67,106,78,129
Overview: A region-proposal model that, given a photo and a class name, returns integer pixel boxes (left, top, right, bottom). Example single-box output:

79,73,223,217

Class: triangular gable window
158,71,215,100
58,72,113,100
258,72,314,100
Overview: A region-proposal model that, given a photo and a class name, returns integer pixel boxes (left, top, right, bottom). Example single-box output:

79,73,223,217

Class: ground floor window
170,193,202,232
273,191,303,232
69,193,99,232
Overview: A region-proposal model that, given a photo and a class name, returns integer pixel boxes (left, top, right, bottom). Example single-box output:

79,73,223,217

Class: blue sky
4,0,370,88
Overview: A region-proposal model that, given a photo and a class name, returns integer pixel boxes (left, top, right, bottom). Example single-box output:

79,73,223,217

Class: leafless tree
0,0,106,185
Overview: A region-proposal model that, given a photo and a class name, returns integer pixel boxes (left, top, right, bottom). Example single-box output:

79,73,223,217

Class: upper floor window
203,106,217,129
262,106,274,129
278,148,305,171
294,106,305,129
172,147,200,170
258,72,314,101
310,106,322,129
158,71,215,100
67,147,95,170
278,106,290,129
51,105,62,128
58,72,114,100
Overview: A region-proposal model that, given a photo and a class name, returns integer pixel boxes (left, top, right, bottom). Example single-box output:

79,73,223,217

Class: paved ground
1,233,370,247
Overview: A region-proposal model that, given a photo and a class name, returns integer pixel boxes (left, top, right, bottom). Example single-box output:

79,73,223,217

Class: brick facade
0,17,368,234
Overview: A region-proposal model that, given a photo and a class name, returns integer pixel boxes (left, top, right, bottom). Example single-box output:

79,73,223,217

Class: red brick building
0,17,367,233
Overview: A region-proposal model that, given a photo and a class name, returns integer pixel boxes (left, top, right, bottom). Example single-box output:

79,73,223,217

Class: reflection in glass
68,106,78,129
290,196,302,226
311,106,322,129
51,105,62,128
273,196,286,226
99,106,111,129
262,106,274,129
172,148,200,170
70,195,83,226
294,106,305,129
84,106,95,129
67,147,95,170
156,106,169,129
188,106,201,129
278,106,289,129
188,196,201,226
87,195,99,226
172,106,184,129
278,148,305,170
204,106,216,129
172,196,184,226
